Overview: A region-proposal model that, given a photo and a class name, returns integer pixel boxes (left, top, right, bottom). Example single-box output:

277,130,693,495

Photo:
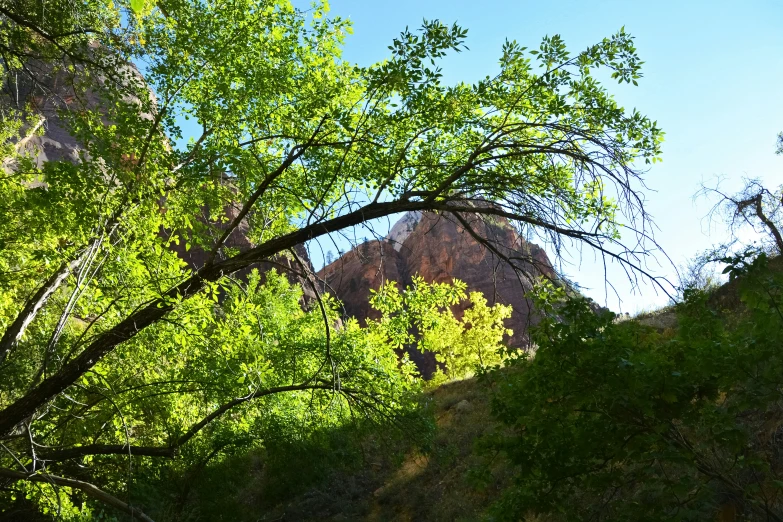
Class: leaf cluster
369,275,512,381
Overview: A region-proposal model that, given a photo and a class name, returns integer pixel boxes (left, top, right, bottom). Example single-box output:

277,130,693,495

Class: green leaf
130,0,144,15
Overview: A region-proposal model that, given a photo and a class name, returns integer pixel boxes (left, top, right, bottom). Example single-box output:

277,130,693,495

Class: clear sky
305,0,783,312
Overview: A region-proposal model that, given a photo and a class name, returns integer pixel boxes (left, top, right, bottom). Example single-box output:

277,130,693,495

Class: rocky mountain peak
386,210,422,251
318,211,556,376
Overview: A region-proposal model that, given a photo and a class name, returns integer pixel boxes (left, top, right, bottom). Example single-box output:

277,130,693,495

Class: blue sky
306,0,783,312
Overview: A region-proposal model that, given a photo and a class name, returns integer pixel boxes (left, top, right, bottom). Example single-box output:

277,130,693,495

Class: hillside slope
180,376,512,522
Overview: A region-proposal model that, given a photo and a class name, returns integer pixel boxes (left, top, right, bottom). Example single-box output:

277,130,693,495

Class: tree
0,0,663,517
702,178,783,255
700,136,783,257
487,262,783,521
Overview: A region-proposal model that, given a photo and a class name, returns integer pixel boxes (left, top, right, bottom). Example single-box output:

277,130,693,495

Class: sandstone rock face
6,51,154,169
387,211,422,251
317,211,555,376
318,240,407,324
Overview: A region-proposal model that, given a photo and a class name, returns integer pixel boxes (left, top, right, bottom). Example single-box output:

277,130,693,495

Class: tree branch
0,467,156,522
39,383,349,461
748,194,783,254
0,186,659,435
0,152,664,434
0,254,85,365
205,116,328,265
40,444,176,461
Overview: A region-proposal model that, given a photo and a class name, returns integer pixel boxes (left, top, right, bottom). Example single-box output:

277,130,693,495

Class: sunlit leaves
0,1,665,516
369,276,511,380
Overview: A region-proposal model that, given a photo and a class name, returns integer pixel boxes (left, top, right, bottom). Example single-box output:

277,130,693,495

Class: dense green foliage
0,0,664,518
487,253,783,521
370,276,512,381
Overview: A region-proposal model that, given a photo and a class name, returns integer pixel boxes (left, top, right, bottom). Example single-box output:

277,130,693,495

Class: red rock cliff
317,211,555,376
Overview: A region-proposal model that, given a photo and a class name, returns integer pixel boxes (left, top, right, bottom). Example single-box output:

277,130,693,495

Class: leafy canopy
0,0,662,518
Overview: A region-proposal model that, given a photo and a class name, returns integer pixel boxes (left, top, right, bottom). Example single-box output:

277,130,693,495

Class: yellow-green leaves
370,276,511,380
130,0,144,15
130,0,156,19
